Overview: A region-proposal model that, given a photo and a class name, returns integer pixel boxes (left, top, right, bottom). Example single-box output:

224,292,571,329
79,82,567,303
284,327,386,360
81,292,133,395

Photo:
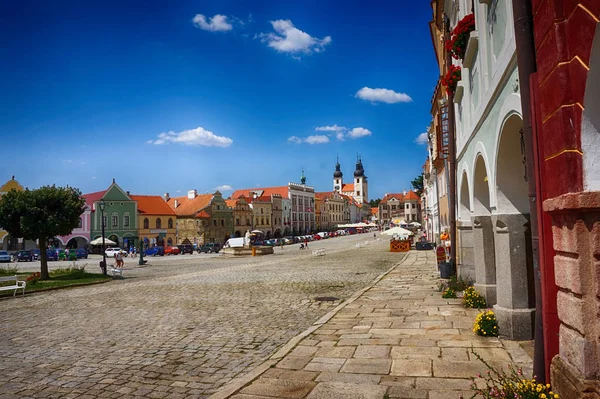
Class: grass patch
0,263,111,297
0,264,19,276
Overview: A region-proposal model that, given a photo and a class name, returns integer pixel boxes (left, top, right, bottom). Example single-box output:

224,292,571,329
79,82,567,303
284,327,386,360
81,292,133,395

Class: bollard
251,247,257,256
99,260,107,276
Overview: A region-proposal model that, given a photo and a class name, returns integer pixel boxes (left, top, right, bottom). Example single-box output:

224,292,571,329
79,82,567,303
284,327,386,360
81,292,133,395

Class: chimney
126,191,130,196
403,189,407,196
174,199,179,208
188,189,197,199
163,193,170,202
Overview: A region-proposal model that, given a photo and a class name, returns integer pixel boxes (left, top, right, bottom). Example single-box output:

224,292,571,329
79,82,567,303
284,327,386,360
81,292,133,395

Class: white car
105,248,127,257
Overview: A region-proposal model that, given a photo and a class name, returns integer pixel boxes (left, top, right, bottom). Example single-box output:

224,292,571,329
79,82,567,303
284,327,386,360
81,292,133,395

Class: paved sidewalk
213,250,533,399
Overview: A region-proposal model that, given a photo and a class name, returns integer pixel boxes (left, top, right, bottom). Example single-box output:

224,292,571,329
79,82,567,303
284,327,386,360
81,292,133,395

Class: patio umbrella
90,237,117,246
381,226,414,237
411,222,422,227
251,230,264,234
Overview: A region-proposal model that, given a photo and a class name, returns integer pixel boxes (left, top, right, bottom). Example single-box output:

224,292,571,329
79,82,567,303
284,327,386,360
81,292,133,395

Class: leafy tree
369,198,381,207
0,186,85,280
411,174,424,197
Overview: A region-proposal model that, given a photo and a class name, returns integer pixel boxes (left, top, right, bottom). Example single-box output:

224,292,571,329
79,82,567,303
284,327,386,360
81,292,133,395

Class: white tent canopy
381,226,414,238
89,237,117,246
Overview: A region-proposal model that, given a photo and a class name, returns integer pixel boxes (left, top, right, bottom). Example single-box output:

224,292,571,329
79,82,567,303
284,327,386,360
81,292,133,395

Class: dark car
198,243,221,253
32,249,41,260
75,248,88,259
145,246,164,256
177,244,194,254
16,250,34,262
46,249,59,261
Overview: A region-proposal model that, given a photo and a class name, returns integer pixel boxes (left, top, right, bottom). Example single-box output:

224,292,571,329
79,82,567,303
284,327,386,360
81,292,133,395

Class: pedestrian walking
304,238,309,249
115,251,124,268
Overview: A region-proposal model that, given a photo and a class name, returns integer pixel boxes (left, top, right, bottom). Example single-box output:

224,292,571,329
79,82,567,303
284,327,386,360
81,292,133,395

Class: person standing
115,251,124,268
304,238,309,249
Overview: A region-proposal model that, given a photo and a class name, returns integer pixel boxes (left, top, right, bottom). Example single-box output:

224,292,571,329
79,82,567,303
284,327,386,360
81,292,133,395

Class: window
102,214,107,227
412,204,416,209
261,208,264,214
156,218,162,228
356,179,359,183
236,218,240,225
221,220,224,226
78,217,83,229
256,218,259,225
357,191,360,196
143,218,149,229
168,218,173,229
123,214,130,228
112,214,118,228
213,220,217,226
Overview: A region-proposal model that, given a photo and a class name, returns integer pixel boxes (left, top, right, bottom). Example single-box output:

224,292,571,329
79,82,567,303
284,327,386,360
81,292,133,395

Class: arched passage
471,154,497,306
459,171,472,218
493,114,535,339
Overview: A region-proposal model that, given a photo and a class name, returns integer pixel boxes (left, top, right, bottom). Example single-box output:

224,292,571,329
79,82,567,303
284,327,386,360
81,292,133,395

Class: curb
209,252,409,399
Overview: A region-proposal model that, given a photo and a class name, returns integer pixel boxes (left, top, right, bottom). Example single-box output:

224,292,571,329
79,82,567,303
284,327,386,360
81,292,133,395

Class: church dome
333,161,343,178
354,159,365,177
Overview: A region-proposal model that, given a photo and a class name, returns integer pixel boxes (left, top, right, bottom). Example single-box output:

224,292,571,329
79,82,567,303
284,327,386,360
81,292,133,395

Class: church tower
353,156,368,203
333,156,343,193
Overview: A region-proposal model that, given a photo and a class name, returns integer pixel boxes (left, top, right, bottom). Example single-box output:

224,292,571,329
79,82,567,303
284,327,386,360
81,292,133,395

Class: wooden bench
0,275,26,296
312,248,326,256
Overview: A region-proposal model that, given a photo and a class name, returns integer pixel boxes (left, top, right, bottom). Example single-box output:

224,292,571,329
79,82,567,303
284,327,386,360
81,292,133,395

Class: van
223,237,248,248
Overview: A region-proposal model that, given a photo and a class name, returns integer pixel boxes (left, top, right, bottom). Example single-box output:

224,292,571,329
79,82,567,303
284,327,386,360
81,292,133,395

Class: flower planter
445,13,475,60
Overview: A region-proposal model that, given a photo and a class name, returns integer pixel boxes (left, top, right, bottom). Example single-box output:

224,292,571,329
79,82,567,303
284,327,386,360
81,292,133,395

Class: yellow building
226,197,253,238
130,195,177,249
0,176,32,250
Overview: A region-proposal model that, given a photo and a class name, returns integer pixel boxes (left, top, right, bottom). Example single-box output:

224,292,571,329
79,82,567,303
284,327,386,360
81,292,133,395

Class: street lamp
99,199,107,275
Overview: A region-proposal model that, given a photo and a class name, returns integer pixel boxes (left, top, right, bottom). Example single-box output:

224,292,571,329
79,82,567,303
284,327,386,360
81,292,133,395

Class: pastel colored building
131,195,176,249
56,204,91,249
0,176,36,250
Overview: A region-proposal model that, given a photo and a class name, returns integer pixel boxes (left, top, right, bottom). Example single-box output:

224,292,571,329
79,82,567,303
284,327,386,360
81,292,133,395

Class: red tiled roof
341,183,354,192
315,192,333,200
231,186,289,199
82,190,106,208
404,190,420,201
380,193,404,203
131,195,175,216
167,194,213,217
196,210,210,218
371,207,378,215
225,199,237,208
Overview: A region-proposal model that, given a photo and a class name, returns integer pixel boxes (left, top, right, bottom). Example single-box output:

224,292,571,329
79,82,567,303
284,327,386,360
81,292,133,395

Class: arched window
123,213,130,228
168,218,173,229
156,218,162,228
111,213,119,228
78,217,83,229
143,218,149,229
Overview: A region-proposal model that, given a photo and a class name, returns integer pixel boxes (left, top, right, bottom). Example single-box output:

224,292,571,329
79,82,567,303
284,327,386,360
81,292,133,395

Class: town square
2,0,600,398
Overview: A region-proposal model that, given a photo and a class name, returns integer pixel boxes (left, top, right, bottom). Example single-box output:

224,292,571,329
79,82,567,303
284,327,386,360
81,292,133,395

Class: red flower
441,65,462,95
446,14,475,60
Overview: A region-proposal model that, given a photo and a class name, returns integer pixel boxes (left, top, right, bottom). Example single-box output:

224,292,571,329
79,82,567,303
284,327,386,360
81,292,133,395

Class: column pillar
492,213,535,340
457,219,475,282
472,215,497,305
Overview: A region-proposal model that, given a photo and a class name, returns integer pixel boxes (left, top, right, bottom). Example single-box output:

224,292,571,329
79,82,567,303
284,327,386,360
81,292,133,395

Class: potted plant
442,65,462,95
445,13,475,60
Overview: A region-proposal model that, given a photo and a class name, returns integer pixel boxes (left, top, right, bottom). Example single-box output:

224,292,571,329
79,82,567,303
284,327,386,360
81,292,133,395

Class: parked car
16,250,34,262
75,248,88,259
0,250,11,263
198,243,221,253
32,249,41,260
177,244,194,254
45,249,59,261
105,247,127,258
165,246,180,255
144,246,164,256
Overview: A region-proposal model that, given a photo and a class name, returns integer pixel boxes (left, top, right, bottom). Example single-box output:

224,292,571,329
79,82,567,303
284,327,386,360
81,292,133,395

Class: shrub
473,310,498,337
50,263,87,278
463,286,487,308
0,265,19,275
26,272,41,285
436,281,448,292
447,274,472,291
463,350,560,399
442,287,457,298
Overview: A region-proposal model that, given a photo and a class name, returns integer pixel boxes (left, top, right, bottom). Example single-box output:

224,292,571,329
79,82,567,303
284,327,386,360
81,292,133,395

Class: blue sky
0,0,437,200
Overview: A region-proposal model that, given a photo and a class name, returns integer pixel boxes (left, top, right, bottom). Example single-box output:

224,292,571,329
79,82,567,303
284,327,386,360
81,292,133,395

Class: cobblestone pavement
224,250,534,399
0,235,401,398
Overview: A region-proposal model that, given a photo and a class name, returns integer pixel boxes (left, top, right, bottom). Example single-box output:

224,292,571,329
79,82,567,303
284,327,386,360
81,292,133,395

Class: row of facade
0,164,374,250
421,0,600,395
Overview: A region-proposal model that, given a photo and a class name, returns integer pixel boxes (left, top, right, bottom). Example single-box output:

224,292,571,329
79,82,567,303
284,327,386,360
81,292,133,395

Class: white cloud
348,127,372,139
288,135,330,144
192,14,233,32
355,87,412,104
315,124,345,132
258,20,331,55
305,135,329,144
149,127,233,147
414,132,429,145
336,132,345,141
215,185,233,191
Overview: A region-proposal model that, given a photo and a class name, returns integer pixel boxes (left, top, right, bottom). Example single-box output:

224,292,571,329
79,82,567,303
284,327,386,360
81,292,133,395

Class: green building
86,179,139,249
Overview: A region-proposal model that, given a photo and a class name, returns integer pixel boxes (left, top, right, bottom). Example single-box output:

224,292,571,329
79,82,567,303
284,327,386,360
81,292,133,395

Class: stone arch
459,169,472,219
234,230,241,238
495,114,529,214
473,154,492,216
582,26,600,191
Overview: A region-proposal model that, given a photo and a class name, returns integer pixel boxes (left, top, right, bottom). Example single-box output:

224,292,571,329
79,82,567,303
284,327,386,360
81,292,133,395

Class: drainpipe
444,17,458,271
512,0,545,381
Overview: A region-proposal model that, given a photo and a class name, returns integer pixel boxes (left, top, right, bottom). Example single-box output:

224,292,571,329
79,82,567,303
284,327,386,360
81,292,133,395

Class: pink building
56,203,91,249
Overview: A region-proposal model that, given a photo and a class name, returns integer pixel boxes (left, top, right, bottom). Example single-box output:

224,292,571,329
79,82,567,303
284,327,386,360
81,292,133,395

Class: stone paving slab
214,251,533,399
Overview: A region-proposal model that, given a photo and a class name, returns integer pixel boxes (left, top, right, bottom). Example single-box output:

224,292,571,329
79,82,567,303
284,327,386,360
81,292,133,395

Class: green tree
0,186,85,280
369,198,381,207
411,174,424,197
